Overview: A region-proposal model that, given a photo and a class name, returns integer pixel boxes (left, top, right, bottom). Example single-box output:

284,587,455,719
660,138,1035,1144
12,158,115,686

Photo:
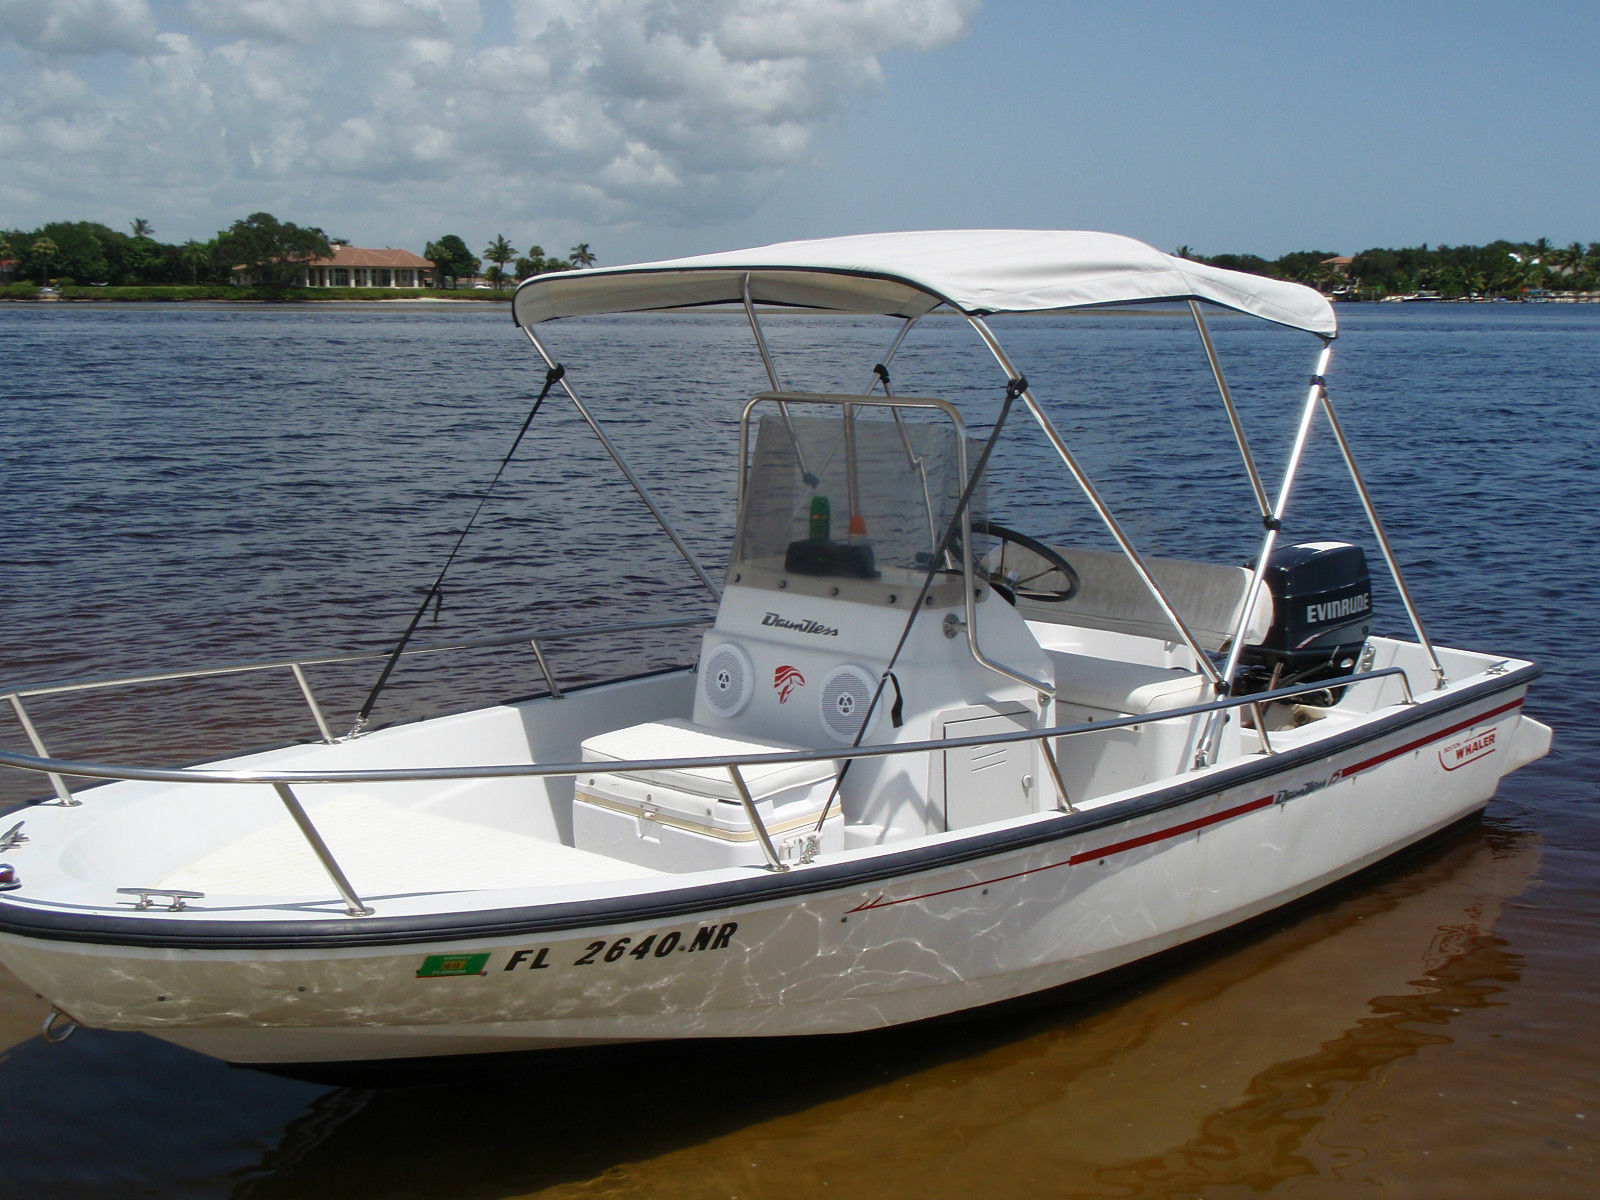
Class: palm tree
1492,259,1525,298
570,242,596,268
1551,242,1585,282
482,234,516,289
180,239,210,285
30,236,58,286
130,217,154,238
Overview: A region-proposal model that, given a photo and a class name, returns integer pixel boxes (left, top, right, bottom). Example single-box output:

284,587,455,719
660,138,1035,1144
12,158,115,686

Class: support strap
349,364,564,735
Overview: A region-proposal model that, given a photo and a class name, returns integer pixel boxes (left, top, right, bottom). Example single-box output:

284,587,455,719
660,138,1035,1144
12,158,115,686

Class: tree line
5,213,1594,300
0,212,598,290
432,233,596,290
1181,238,1600,299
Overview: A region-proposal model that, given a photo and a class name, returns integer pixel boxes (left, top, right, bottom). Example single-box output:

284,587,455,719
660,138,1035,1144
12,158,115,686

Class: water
1,300,1595,1199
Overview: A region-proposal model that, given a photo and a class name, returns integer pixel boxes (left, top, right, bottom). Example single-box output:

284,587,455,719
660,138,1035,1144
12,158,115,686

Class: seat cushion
1047,649,1210,716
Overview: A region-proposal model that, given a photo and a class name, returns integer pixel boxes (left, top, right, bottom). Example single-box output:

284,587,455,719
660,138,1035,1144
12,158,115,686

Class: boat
0,230,1551,1069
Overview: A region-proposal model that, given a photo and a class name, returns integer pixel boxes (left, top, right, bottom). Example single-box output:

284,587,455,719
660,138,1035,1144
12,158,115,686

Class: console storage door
939,706,1038,831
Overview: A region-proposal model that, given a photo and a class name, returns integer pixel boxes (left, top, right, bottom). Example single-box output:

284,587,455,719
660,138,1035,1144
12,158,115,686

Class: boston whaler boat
0,231,1551,1067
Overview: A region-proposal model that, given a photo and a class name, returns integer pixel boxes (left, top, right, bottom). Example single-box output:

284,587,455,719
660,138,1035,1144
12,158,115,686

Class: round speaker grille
819,664,878,743
701,642,755,717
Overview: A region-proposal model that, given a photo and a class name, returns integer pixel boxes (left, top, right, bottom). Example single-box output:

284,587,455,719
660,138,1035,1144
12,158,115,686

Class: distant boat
1400,290,1442,303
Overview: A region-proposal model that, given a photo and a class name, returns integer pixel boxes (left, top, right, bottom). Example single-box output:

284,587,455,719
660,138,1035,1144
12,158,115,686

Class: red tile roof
311,245,433,268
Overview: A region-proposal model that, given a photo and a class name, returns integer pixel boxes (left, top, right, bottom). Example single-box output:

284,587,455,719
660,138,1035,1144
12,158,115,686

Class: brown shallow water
1,303,1596,1198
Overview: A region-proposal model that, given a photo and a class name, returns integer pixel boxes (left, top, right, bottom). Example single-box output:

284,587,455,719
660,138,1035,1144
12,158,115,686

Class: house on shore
231,243,434,288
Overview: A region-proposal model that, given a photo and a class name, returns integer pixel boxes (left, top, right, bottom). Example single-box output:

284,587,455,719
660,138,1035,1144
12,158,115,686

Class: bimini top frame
512,230,1444,762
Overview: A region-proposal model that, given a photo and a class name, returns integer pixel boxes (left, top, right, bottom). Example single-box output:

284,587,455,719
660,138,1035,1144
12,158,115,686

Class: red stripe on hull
1330,697,1522,783
846,696,1524,915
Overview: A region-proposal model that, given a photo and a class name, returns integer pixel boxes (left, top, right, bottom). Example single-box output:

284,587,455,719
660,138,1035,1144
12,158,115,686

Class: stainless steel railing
0,667,1421,915
1,614,707,807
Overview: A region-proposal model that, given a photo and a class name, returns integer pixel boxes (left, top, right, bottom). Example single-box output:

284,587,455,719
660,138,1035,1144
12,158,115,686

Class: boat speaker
701,642,755,717
819,664,878,744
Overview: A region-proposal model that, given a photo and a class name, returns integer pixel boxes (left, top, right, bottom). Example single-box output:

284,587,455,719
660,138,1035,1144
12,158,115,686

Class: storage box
573,718,843,872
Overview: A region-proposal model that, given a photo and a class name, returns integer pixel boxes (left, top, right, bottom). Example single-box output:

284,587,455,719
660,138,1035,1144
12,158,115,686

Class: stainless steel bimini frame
516,287,1444,757
966,317,1225,691
962,308,1446,770
519,327,723,604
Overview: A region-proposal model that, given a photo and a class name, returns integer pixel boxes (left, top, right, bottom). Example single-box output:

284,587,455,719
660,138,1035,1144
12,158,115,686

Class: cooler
573,718,844,872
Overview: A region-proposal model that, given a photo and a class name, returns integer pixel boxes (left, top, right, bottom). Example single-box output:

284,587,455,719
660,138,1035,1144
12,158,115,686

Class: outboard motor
1237,541,1372,701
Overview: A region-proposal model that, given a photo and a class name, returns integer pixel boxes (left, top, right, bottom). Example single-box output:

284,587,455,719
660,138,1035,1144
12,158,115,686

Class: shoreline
0,286,510,305
7,285,1600,307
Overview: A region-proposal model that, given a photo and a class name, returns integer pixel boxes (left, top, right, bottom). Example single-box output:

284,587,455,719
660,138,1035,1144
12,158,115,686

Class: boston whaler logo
1439,728,1497,771
762,611,839,638
774,665,805,703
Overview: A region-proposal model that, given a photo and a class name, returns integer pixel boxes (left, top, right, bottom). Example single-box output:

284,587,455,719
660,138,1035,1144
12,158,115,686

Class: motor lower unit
1237,541,1372,698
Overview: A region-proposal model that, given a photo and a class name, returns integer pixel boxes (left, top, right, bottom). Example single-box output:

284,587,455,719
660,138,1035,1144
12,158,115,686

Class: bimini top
511,229,1337,338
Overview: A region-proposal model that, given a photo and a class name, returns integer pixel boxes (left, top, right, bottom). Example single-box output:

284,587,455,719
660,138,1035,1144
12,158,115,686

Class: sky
2,0,1596,266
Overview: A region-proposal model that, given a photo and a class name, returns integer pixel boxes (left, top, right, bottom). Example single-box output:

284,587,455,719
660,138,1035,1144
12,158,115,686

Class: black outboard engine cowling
1236,541,1372,699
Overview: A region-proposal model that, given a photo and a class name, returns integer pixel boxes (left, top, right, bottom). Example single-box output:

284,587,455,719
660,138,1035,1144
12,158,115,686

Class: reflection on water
0,821,1545,1200
1093,924,1520,1195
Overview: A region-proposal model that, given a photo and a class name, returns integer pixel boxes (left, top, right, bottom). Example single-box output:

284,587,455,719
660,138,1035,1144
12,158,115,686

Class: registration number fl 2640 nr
501,921,739,971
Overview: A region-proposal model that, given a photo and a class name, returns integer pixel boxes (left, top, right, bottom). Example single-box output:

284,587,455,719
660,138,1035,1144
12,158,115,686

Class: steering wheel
970,520,1080,604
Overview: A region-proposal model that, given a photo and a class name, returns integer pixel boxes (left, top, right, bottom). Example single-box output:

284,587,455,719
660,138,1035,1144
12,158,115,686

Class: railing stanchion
1248,701,1274,755
289,664,335,744
529,639,563,699
1038,736,1074,812
6,694,77,806
271,782,373,916
727,766,787,871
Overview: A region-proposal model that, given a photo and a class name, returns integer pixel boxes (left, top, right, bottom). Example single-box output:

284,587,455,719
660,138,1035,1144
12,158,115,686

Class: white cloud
183,0,475,45
718,0,975,58
0,0,163,56
0,0,978,247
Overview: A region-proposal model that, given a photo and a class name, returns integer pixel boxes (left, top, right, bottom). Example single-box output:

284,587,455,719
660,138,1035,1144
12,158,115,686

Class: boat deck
159,794,662,897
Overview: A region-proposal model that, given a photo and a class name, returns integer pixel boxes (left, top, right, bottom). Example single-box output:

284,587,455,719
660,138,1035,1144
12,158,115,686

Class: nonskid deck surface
159,794,661,897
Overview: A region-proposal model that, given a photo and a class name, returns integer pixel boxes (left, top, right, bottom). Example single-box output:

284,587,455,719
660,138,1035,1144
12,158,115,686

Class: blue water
0,300,1595,1198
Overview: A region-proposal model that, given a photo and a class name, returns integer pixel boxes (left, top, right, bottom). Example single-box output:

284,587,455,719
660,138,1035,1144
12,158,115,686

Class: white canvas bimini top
512,230,1337,338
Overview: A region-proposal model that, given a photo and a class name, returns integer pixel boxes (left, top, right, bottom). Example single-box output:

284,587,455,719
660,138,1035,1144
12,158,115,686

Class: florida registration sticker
416,952,489,978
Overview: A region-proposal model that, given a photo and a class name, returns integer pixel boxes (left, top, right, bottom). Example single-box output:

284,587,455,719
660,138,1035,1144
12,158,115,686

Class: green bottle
809,495,831,542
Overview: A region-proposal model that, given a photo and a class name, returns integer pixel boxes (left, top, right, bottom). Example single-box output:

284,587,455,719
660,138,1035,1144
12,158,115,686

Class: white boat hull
0,677,1547,1065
